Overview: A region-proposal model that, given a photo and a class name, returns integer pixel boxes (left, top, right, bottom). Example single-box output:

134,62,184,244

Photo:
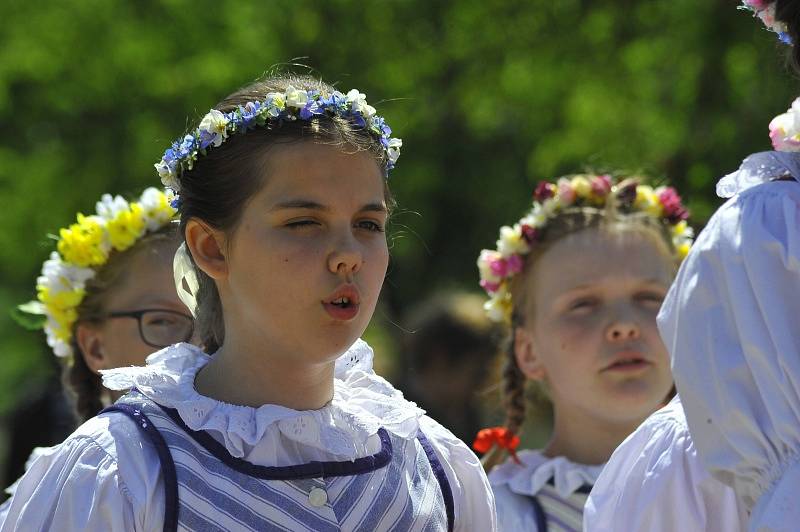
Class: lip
601,350,652,373
322,284,361,321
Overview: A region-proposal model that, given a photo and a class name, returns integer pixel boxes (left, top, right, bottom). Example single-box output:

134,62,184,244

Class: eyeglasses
104,309,194,348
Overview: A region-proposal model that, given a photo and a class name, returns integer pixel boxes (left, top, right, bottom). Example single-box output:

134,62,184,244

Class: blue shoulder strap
101,403,179,532
416,430,455,532
531,495,548,531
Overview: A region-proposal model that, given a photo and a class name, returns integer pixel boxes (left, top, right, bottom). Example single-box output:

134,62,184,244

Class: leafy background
0,0,797,463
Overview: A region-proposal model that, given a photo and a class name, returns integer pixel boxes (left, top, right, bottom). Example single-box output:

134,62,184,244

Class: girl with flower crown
0,74,495,531
471,174,694,531
0,187,193,516
586,3,800,531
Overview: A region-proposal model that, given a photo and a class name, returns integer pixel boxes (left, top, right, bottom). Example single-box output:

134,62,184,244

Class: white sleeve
584,398,745,532
0,413,164,532
419,416,497,531
658,180,800,527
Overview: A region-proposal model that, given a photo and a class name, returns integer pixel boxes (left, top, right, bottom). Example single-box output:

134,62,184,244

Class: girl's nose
327,236,362,277
606,319,641,342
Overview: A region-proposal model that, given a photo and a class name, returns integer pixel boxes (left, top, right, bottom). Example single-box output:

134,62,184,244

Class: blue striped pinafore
103,391,454,532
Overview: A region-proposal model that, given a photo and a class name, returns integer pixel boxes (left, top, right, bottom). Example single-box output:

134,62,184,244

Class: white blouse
584,396,745,532
0,340,496,531
659,176,800,531
489,449,603,531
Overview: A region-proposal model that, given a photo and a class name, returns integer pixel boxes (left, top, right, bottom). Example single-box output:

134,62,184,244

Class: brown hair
176,73,394,353
483,190,679,470
65,224,179,421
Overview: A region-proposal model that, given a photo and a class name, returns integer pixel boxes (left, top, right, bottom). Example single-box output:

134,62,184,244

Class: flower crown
18,188,177,358
769,97,800,151
740,1,793,44
155,87,402,201
477,175,695,323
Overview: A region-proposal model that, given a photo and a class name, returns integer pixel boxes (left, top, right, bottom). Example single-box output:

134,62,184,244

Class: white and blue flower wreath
155,86,403,206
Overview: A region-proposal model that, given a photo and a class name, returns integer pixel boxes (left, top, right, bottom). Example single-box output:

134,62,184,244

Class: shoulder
0,410,164,531
418,416,497,531
584,397,744,532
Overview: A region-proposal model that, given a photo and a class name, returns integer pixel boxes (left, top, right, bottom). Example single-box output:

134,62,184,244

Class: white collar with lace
489,450,605,499
100,340,425,461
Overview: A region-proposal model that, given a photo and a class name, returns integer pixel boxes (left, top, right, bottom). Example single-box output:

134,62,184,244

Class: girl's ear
514,326,546,381
76,322,107,374
185,219,228,280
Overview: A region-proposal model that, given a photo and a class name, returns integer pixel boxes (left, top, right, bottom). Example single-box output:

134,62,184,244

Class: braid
64,338,104,422
480,325,527,471
502,329,527,435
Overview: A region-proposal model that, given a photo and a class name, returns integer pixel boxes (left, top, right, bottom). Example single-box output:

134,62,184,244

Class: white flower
346,89,376,118
496,224,529,257
477,249,502,283
285,86,309,109
95,194,130,221
198,109,229,147
484,293,511,323
386,138,402,164
139,187,175,231
769,97,800,152
38,252,95,294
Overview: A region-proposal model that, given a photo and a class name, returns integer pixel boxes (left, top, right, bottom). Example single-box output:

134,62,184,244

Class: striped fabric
532,483,590,532
107,392,452,532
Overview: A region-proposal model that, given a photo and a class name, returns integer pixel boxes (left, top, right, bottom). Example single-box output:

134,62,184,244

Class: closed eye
568,297,599,313
285,219,320,229
635,291,665,305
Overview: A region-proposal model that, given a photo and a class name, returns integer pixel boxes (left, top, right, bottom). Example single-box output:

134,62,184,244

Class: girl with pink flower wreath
472,173,694,531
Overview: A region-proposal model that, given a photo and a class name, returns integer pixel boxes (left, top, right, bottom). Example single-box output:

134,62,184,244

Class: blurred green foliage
0,0,797,413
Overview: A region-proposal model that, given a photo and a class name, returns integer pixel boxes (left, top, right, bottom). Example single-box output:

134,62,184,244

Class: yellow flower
634,186,663,217
673,220,689,236
676,242,691,260
38,286,85,311
570,176,592,198
57,214,107,267
107,203,146,251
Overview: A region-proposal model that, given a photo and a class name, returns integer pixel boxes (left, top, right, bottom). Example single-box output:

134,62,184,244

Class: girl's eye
635,292,665,304
356,220,384,232
285,220,319,229
568,298,598,312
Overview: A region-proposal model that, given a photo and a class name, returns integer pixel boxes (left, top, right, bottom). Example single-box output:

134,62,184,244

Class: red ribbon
473,427,521,464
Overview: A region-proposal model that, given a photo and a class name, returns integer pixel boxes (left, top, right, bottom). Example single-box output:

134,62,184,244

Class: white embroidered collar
101,339,424,461
489,449,605,499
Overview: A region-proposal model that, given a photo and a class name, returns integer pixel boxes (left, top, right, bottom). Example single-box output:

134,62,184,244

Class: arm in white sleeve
0,413,163,532
659,180,800,528
419,416,497,531
584,397,745,532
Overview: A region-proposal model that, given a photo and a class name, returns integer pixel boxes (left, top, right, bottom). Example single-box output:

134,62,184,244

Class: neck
195,337,336,411
543,403,644,465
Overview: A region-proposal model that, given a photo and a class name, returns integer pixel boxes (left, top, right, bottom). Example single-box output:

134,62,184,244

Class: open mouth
323,287,361,321
603,353,650,372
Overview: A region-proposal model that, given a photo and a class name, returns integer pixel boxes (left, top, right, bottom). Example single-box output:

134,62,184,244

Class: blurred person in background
399,291,501,445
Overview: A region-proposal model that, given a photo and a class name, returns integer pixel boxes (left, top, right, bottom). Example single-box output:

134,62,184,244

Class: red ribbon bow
473,427,521,464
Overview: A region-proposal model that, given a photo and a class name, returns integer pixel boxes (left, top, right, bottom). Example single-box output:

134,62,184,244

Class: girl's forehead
257,143,385,205
530,228,674,295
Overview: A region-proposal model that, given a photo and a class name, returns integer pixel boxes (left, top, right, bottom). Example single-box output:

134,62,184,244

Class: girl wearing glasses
1,187,193,514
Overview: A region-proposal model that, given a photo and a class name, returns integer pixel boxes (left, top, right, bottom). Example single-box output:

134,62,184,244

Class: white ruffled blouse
660,176,800,531
0,340,496,531
584,396,746,532
488,449,603,531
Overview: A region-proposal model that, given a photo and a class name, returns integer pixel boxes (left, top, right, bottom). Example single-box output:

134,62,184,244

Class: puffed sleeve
584,397,745,532
658,180,800,529
0,413,164,531
419,416,497,531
